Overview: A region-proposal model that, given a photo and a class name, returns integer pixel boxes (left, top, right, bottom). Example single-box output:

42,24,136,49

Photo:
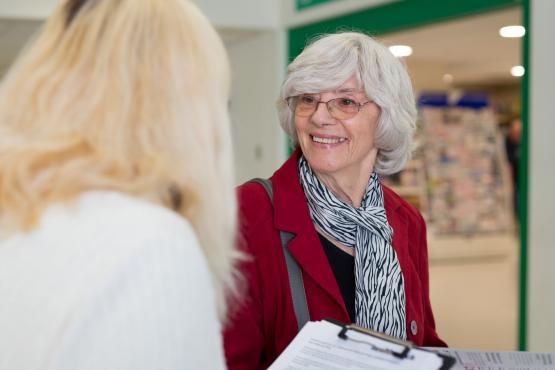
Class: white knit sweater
0,191,225,370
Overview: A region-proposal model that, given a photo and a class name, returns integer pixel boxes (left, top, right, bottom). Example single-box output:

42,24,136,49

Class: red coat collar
269,149,409,317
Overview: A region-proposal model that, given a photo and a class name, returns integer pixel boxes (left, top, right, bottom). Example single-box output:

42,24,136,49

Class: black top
318,233,356,323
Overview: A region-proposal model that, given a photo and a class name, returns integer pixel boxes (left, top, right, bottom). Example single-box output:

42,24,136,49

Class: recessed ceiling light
511,65,525,77
499,25,525,38
389,45,412,58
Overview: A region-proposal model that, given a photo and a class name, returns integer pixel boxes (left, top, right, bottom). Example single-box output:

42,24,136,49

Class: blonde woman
0,0,238,369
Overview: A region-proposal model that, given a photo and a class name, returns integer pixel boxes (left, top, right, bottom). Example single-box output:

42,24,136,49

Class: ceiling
0,19,260,75
379,7,522,87
0,7,522,86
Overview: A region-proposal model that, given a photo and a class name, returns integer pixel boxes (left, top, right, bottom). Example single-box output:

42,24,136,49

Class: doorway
288,0,528,350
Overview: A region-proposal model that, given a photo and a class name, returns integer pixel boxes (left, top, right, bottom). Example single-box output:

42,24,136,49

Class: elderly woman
224,32,446,369
0,0,238,369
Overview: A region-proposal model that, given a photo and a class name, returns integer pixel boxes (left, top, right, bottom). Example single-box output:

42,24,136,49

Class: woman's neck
315,156,376,208
317,171,370,208
309,149,378,208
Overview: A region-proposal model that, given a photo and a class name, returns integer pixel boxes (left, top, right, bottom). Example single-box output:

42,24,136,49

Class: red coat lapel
383,186,411,289
270,149,347,316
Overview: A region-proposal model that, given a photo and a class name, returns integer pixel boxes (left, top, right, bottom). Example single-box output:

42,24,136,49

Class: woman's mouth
310,135,347,144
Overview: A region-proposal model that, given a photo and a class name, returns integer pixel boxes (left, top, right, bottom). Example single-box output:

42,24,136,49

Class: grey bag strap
249,178,310,331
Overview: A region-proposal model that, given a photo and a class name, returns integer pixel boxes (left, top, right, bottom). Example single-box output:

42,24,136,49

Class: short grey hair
277,32,417,175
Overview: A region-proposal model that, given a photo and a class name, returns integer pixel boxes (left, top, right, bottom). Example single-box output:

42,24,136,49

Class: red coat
224,151,446,370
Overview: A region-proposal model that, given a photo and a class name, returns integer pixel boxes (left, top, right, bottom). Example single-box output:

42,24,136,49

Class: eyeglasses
287,94,373,120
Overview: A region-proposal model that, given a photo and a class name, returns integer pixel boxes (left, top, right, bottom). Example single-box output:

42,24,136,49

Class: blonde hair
278,32,417,175
0,0,239,319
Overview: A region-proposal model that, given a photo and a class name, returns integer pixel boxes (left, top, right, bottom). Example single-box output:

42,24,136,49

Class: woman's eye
299,95,317,104
338,98,357,107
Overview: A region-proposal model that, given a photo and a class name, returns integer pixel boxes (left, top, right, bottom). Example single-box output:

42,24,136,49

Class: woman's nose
311,101,334,126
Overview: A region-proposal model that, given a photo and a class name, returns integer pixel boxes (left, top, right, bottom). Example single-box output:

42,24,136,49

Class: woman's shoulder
33,191,212,310
237,180,272,201
236,180,274,223
75,191,192,228
39,190,201,256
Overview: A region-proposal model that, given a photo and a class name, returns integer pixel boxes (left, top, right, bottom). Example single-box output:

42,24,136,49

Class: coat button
410,320,418,336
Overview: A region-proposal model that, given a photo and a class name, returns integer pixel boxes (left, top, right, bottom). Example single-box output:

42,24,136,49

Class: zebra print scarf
298,155,407,339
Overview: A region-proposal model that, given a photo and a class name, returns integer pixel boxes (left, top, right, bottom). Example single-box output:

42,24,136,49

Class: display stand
420,105,514,236
384,92,515,238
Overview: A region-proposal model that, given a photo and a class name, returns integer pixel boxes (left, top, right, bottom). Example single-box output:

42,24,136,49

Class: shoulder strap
249,178,310,331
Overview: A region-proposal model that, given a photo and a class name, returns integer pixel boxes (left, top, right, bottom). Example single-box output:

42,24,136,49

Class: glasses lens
294,95,318,117
329,98,358,119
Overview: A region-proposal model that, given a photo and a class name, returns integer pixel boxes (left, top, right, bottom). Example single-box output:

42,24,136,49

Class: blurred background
1,0,553,352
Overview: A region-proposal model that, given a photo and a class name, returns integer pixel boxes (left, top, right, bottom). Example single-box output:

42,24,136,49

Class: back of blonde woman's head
0,0,238,318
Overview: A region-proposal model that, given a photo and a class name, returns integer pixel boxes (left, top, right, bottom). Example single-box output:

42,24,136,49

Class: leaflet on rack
431,347,555,370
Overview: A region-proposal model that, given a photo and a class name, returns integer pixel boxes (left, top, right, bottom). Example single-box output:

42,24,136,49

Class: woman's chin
305,159,343,178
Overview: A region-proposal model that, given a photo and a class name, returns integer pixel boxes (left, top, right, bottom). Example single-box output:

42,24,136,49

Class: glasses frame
287,95,373,120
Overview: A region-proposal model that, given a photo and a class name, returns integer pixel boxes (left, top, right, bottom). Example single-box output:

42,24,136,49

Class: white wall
192,0,279,29
192,0,287,184
226,30,286,183
0,0,56,19
528,0,555,352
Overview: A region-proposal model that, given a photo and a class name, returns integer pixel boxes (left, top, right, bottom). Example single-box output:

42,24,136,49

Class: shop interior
379,7,522,350
0,3,523,352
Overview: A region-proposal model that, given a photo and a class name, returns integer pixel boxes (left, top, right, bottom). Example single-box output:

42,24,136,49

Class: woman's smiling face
294,75,381,181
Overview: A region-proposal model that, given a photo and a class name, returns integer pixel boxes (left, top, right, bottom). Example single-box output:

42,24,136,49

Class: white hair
278,32,417,175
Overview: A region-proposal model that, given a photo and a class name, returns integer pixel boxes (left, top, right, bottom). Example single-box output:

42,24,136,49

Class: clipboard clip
337,324,412,359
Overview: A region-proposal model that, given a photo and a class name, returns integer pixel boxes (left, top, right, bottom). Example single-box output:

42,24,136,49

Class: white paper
269,320,446,370
430,347,555,370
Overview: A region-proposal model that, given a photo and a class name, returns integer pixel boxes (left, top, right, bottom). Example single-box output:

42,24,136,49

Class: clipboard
327,319,456,370
269,319,456,370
